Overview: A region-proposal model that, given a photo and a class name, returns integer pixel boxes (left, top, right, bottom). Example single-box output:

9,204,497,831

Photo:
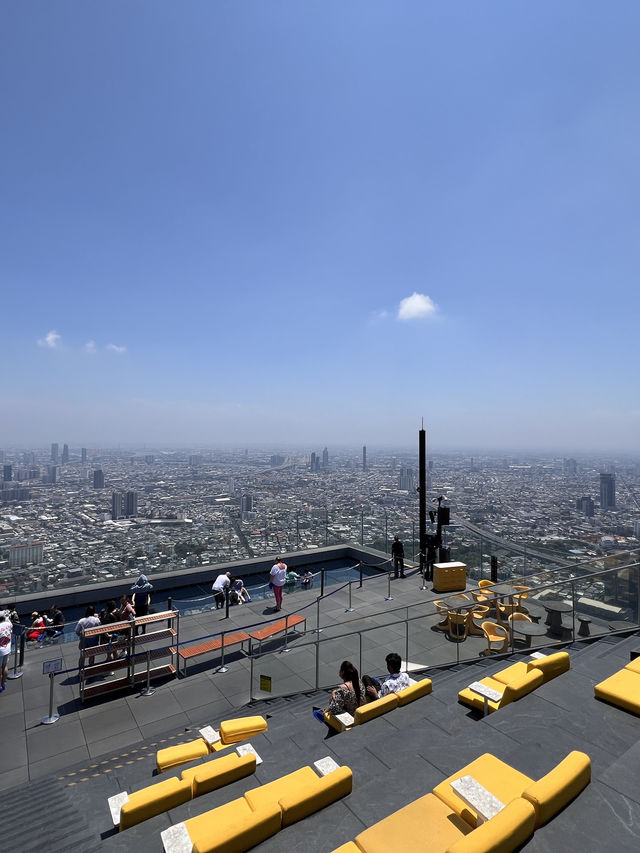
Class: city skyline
3,3,640,451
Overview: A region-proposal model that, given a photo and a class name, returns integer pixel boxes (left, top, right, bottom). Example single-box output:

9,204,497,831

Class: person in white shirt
270,558,287,612
212,571,231,610
379,652,412,696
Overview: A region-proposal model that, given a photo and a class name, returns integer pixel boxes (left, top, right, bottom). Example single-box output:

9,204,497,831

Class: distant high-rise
81,447,87,463
125,491,138,518
51,443,59,463
241,494,253,513
563,458,577,476
93,469,105,489
362,445,367,472
47,465,57,484
61,443,69,464
0,450,4,462
111,491,123,520
322,447,329,468
310,452,320,473
600,473,616,510
270,454,285,467
189,454,202,466
398,466,415,492
3,465,12,482
576,496,595,517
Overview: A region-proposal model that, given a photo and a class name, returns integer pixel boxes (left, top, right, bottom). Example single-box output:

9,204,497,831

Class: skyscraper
362,445,367,472
111,491,123,520
576,496,595,517
241,494,253,513
322,447,329,468
81,447,87,464
3,465,12,482
398,467,415,492
61,443,69,464
600,473,616,510
125,491,138,518
47,465,57,484
51,443,59,463
93,469,105,489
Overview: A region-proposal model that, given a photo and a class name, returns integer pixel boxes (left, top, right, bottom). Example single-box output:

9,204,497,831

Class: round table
512,621,547,648
609,620,638,632
543,600,573,636
443,597,472,611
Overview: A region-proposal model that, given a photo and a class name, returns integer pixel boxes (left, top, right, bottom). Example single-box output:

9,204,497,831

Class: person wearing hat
131,574,153,633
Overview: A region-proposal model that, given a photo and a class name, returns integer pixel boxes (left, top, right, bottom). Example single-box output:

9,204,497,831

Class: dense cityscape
1,442,639,598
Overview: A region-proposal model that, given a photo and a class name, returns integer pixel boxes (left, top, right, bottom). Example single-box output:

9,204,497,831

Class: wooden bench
248,614,307,653
178,631,250,676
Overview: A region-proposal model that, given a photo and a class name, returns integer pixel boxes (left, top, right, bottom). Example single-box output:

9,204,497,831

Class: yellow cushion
355,793,472,853
354,694,398,724
244,766,318,812
279,766,353,827
219,714,268,744
521,750,591,827
119,777,192,830
458,677,506,714
433,753,532,828
445,798,536,853
492,662,528,684
595,668,640,714
324,711,349,732
187,797,282,853
330,844,361,853
501,669,544,703
526,651,570,683
156,739,209,773
181,751,256,796
396,678,433,706
625,657,640,675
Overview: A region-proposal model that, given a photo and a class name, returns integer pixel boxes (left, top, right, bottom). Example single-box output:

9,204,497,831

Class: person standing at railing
212,571,231,609
392,535,405,579
270,557,287,612
0,613,12,692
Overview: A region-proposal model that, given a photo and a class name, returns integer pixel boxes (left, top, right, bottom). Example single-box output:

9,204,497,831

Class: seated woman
231,577,251,604
313,660,367,723
27,612,46,642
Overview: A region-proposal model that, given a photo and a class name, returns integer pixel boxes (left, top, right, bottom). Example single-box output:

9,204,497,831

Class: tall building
81,447,87,463
61,443,69,464
322,447,329,468
93,469,105,489
362,445,367,472
111,491,123,520
125,491,138,518
576,496,595,517
47,464,57,484
310,452,319,473
51,443,59,463
241,494,253,513
600,473,616,510
563,458,577,476
398,466,415,492
3,465,12,482
270,454,285,467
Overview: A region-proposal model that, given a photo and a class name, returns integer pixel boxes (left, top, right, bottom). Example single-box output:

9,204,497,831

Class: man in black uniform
391,535,405,579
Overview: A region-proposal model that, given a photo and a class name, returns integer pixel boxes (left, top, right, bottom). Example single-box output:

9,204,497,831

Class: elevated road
455,519,574,568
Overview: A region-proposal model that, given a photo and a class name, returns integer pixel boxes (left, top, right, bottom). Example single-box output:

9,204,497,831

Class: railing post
358,631,362,678
571,582,576,642
320,568,325,597
315,634,320,689
345,581,355,612
140,649,155,696
249,653,254,701
359,561,363,589
405,607,409,672
385,571,393,601
315,598,322,634
167,597,172,628
217,632,228,673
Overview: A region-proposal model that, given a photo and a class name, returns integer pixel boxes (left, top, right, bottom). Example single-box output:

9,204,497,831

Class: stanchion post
42,672,59,724
140,649,155,696
217,631,228,673
315,634,320,689
320,568,325,597
7,628,23,680
224,588,230,619
345,581,355,612
249,653,254,701
282,615,291,652
385,571,393,601
359,562,363,589
167,597,172,628
405,608,409,672
315,598,322,634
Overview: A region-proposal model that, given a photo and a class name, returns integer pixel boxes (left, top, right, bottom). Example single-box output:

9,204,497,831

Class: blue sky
2,2,639,451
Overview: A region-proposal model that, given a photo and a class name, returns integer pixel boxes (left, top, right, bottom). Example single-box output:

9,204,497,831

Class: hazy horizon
3,3,639,453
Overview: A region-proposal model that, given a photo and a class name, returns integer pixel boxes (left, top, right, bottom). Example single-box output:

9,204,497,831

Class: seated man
45,603,65,639
379,652,412,696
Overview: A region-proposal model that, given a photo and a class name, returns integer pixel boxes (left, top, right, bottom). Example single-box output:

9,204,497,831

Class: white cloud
106,343,127,354
397,293,438,321
84,340,96,354
37,330,62,349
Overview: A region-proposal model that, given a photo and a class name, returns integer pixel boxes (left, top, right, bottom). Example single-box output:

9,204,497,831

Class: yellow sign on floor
260,674,272,692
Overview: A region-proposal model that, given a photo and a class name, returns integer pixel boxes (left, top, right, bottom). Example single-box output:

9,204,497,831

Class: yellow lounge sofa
331,749,589,853
325,678,433,731
161,763,353,853
458,652,570,713
156,715,267,771
115,751,257,830
594,655,640,715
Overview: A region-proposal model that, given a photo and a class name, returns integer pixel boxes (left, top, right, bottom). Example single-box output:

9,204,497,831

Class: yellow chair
478,580,495,591
481,621,509,655
434,600,450,631
446,611,468,642
508,612,532,642
513,585,531,612
467,605,490,636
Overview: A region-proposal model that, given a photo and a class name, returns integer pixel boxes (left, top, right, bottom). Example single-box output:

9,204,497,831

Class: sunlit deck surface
3,569,640,852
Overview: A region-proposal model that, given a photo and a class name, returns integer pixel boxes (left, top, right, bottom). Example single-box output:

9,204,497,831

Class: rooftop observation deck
3,550,640,852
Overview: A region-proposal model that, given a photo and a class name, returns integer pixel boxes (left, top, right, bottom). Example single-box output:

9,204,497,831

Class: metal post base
41,713,59,725
7,672,23,680
385,595,394,601
140,686,155,696
345,607,355,613
216,665,229,673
